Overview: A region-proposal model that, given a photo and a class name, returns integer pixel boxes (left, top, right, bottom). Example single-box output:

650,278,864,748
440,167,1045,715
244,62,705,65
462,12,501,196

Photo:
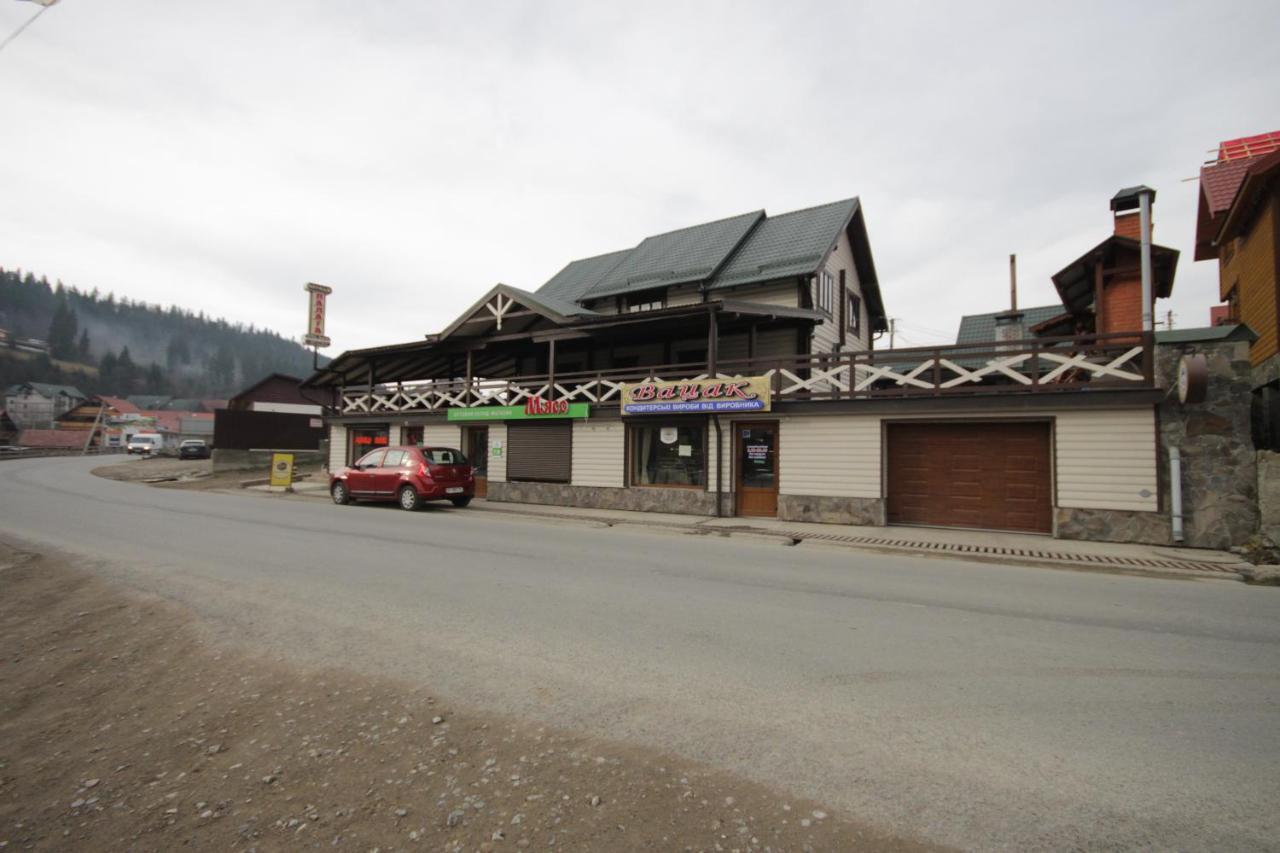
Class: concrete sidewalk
256,478,1250,580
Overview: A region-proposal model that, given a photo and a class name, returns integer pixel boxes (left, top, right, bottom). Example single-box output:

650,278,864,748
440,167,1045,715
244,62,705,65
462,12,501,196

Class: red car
330,445,475,510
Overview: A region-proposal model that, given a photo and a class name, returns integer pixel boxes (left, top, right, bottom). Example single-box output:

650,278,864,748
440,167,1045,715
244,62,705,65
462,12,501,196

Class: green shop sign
447,397,590,422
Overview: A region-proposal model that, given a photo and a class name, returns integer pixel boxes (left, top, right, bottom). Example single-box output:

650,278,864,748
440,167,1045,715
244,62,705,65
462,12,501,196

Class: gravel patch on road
0,543,940,852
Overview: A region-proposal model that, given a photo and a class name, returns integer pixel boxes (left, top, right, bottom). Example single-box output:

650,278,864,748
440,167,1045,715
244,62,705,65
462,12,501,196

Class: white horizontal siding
423,423,462,450
779,415,880,498
724,281,799,307
387,424,402,447
666,285,702,307
328,425,347,470
1055,409,1158,511
572,420,624,488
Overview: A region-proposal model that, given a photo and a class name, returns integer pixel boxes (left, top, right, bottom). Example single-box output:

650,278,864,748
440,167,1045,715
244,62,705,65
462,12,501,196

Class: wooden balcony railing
337,332,1155,415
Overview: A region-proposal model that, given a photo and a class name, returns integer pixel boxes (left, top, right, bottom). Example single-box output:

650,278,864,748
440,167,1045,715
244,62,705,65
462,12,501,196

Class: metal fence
0,446,127,462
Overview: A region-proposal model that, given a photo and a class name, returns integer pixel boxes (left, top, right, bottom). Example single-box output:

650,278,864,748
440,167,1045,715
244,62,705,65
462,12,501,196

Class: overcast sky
2,1,1278,354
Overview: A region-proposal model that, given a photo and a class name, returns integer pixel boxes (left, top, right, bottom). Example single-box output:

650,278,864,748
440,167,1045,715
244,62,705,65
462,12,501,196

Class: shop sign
447,397,590,422
270,453,295,489
304,282,332,348
620,376,772,415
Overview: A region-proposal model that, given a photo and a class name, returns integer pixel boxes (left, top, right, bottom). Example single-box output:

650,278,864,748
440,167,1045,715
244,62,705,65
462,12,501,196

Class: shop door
885,421,1052,533
735,422,779,517
464,426,489,498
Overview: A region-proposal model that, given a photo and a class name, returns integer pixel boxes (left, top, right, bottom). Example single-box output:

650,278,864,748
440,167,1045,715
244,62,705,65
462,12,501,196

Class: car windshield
423,448,467,465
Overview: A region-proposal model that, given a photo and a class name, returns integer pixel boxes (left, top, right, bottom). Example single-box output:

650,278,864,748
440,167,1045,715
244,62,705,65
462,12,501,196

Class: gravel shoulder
0,542,940,853
91,457,325,493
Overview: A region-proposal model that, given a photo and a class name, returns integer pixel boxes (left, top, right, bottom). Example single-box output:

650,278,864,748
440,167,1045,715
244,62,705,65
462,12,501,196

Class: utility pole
1167,310,1174,331
888,318,896,349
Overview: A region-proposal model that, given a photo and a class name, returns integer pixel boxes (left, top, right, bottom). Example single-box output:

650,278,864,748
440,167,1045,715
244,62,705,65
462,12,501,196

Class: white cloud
1,0,1278,355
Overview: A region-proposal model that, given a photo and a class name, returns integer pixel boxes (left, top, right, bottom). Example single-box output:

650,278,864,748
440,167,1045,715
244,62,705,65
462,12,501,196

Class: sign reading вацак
620,376,772,415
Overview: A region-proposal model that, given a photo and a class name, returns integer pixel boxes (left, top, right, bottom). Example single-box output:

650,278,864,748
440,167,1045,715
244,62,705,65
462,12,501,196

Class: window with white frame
817,270,834,314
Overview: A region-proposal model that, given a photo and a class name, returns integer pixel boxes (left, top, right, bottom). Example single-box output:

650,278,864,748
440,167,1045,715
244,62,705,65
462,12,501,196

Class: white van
126,433,163,455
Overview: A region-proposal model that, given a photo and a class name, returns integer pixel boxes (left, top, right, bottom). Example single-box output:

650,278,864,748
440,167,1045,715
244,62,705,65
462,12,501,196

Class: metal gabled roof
581,209,765,299
537,249,630,306
709,198,859,291
955,305,1068,344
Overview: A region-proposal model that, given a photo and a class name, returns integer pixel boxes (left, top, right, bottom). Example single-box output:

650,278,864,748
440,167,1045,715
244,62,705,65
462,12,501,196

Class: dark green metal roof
502,285,597,319
581,210,765,298
709,198,858,291
537,249,630,308
955,305,1066,344
1155,324,1257,344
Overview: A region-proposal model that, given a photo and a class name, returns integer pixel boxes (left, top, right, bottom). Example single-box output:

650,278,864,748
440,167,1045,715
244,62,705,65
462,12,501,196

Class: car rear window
423,448,467,465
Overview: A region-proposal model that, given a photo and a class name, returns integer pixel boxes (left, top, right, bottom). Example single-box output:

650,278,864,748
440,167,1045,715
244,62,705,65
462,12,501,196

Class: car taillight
418,462,432,479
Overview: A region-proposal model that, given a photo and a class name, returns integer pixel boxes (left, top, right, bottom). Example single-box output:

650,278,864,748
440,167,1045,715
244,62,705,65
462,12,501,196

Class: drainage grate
714,527,1243,575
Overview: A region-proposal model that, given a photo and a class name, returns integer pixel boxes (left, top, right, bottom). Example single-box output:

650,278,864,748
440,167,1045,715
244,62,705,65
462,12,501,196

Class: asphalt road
2,457,1278,851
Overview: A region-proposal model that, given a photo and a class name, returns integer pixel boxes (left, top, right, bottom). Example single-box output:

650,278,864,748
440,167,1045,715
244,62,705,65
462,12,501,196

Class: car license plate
446,487,464,494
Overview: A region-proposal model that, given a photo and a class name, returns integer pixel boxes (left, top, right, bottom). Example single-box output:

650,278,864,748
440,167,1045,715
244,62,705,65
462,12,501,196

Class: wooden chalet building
305,196,1168,538
1195,130,1280,448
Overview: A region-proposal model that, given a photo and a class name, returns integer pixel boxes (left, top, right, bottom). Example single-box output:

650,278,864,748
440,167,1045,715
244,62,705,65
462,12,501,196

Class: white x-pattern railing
338,336,1153,414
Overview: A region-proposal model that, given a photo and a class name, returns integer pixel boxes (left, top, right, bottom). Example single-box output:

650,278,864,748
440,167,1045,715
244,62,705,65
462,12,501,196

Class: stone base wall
1055,507,1172,546
1258,450,1280,543
1155,338,1259,550
778,494,884,526
212,448,326,473
487,481,720,515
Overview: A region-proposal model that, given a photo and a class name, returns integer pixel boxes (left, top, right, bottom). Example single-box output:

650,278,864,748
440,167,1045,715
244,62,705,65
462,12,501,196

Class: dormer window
817,271,834,314
624,292,665,313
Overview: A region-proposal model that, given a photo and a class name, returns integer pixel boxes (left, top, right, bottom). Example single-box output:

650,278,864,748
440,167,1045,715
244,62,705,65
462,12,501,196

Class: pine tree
117,347,138,394
144,363,167,395
47,295,79,359
77,329,91,362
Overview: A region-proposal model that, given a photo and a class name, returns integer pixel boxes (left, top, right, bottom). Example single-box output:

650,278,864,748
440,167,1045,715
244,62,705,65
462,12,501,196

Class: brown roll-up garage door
886,421,1052,533
506,420,572,483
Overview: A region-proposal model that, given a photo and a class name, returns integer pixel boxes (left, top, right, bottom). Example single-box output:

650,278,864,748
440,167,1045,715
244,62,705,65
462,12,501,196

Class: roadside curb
466,501,1251,581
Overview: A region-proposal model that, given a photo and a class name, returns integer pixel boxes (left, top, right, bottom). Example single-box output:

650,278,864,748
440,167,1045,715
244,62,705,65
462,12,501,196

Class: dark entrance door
464,426,489,498
735,421,779,517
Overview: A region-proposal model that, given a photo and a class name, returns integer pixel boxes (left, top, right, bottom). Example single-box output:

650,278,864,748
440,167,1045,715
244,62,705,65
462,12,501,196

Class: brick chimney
1102,186,1158,335
1113,210,1147,241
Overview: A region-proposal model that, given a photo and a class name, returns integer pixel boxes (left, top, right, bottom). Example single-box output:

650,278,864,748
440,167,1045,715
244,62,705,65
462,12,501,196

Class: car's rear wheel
450,497,472,508
398,485,422,511
331,481,352,505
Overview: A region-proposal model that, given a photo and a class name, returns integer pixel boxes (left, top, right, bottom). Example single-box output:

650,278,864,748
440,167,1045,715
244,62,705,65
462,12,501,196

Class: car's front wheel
331,481,352,505
398,485,422,511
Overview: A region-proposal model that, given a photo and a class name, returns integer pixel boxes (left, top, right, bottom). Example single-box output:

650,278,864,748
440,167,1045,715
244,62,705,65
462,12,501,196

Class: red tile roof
1195,128,1280,261
19,429,88,449
96,395,140,414
1218,130,1280,162
137,410,211,433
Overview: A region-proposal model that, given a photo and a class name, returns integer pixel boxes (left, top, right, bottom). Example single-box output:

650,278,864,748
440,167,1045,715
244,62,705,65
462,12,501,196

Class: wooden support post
464,350,474,405
707,307,719,376
548,338,556,398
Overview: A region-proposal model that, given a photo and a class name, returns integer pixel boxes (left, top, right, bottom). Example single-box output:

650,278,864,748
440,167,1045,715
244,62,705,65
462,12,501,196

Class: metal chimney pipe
1010,254,1018,311
1139,190,1153,332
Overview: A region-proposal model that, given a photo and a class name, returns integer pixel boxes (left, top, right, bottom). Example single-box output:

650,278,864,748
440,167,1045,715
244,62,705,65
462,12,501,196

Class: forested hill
0,267,326,398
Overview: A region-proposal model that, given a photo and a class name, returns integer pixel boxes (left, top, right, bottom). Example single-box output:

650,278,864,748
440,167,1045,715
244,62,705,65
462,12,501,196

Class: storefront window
631,423,705,487
349,426,389,464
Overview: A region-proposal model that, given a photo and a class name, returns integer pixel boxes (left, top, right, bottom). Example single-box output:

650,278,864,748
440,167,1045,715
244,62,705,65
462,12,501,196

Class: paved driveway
2,456,1278,851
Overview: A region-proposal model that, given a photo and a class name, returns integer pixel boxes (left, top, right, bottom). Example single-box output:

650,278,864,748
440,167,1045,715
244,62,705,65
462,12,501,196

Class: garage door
886,421,1052,533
